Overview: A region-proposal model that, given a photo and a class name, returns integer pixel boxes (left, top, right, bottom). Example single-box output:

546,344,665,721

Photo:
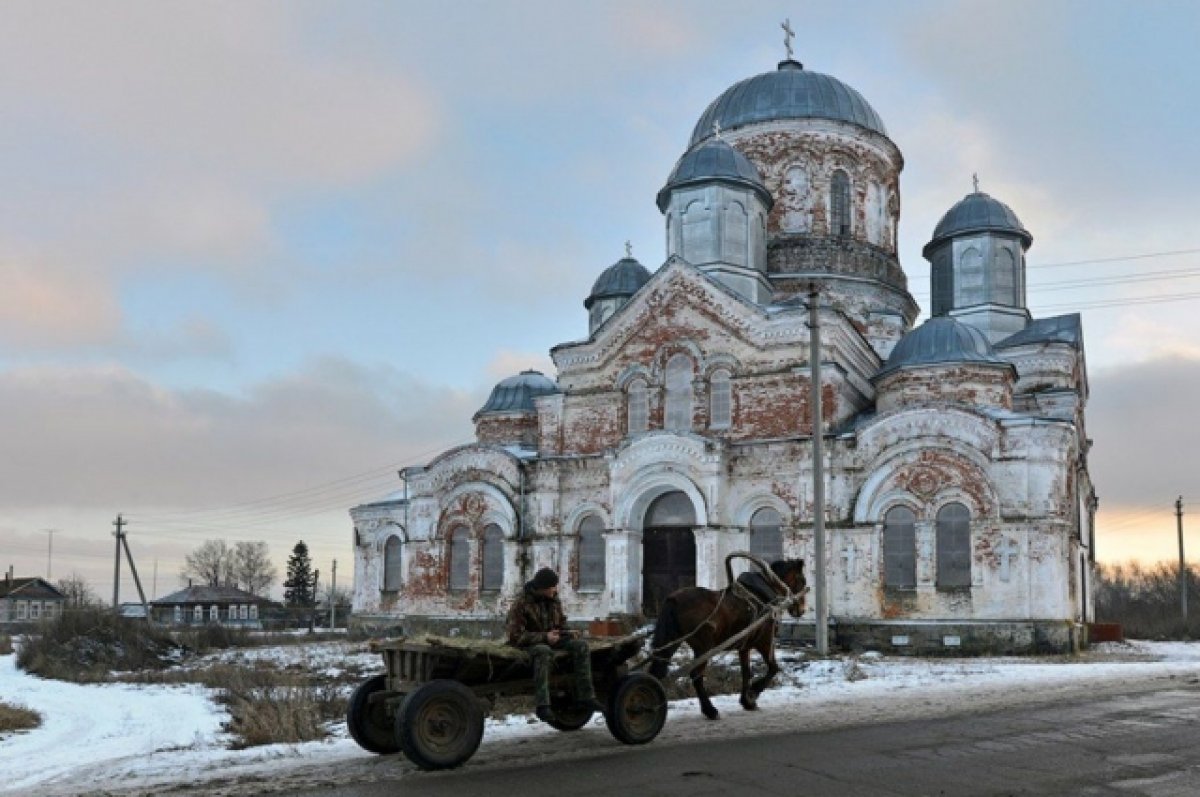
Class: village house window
883,506,917,589
627,379,648,434
449,526,470,591
15,601,27,620
193,605,204,623
210,605,219,622
249,604,258,620
749,507,784,563
383,534,403,591
665,354,693,431
240,604,249,620
227,605,237,621
831,170,851,237
481,524,505,592
29,602,40,620
936,502,972,588
578,515,606,591
709,369,731,429
174,606,182,623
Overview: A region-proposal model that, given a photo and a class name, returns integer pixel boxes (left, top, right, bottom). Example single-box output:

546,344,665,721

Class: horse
648,558,807,720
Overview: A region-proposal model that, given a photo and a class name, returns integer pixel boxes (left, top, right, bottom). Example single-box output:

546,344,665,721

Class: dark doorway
641,490,697,618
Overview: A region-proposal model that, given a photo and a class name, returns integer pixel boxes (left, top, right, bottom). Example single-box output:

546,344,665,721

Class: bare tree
232,540,277,596
181,539,234,587
56,572,101,607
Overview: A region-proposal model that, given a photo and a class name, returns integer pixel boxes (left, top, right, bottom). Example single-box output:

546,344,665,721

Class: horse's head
770,559,808,618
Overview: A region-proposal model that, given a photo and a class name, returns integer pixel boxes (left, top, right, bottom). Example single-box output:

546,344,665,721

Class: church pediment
408,444,523,497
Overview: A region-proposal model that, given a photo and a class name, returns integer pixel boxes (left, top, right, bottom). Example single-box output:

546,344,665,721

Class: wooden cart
346,633,667,770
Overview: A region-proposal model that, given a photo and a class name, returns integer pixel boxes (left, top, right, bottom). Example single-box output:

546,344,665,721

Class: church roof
924,191,1033,256
689,60,887,148
584,256,652,309
656,137,772,212
475,370,559,416
875,316,1010,379
996,313,1082,349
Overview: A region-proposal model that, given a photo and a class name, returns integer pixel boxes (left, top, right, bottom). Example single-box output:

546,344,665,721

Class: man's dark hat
531,567,559,589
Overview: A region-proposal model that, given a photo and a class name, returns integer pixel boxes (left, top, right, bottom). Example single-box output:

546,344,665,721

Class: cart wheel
346,674,400,754
395,679,485,770
604,672,667,745
545,698,594,732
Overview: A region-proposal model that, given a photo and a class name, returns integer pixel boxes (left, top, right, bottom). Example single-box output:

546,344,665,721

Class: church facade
350,50,1097,654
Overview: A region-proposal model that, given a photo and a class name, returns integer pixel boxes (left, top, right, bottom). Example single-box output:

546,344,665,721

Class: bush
201,664,346,748
0,635,12,655
16,606,183,681
0,701,40,736
1095,561,1200,639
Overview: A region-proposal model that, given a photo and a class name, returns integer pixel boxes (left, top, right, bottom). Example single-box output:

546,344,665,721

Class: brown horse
648,558,807,720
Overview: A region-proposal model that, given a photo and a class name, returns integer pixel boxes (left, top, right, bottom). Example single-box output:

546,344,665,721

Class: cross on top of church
625,240,632,258
973,172,980,193
781,18,795,60
712,120,722,140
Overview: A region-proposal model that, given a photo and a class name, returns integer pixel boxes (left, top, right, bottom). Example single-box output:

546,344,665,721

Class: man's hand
547,630,561,644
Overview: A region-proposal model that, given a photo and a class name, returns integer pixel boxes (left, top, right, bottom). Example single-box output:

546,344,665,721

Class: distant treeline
1095,561,1200,639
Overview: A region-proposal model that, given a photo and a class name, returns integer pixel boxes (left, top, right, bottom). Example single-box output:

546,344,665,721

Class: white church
349,39,1096,654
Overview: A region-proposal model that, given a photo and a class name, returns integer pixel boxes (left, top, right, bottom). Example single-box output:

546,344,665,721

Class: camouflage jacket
506,584,567,647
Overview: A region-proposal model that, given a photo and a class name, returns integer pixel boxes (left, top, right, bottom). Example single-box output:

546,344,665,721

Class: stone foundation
779,619,1084,656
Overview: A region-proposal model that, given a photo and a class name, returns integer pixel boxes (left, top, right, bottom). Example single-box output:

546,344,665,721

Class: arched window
645,491,696,527
936,503,972,588
383,534,403,592
481,524,505,592
449,526,470,591
883,506,916,589
627,379,648,434
831,170,851,237
749,507,783,563
578,515,606,591
710,369,731,429
665,354,693,431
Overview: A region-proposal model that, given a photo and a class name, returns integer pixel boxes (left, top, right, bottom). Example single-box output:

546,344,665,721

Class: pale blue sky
3,1,1199,598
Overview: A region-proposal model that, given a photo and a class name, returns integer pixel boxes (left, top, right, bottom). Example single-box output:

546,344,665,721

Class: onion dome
689,59,887,148
875,317,1008,379
584,255,651,310
656,137,773,212
475,370,559,417
923,191,1032,257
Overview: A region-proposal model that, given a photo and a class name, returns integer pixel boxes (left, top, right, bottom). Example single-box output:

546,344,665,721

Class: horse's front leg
690,660,720,720
738,646,758,711
749,633,779,698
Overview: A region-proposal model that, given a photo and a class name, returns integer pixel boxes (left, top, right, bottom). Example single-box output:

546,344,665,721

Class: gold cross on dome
782,18,795,60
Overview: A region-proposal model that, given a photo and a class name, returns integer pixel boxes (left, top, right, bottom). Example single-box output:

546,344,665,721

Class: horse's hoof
702,707,720,720
741,701,759,711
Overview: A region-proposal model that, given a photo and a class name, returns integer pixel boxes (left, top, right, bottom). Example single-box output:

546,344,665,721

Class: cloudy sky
3,1,1199,601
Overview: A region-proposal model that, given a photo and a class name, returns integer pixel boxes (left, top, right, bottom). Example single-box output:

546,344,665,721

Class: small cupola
584,247,651,335
923,179,1034,343
473,370,559,448
658,136,773,303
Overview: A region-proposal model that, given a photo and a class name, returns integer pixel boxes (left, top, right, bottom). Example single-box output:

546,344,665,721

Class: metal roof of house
151,584,274,605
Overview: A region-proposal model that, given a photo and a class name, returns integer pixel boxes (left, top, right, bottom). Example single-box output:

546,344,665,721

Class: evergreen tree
283,541,315,607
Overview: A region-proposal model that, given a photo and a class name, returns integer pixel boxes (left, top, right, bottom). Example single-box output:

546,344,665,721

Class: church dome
924,191,1032,256
876,317,1007,379
689,60,887,148
656,137,773,212
584,256,651,310
475,370,559,416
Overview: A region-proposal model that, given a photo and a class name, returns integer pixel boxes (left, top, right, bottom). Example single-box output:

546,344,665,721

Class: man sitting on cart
506,567,605,723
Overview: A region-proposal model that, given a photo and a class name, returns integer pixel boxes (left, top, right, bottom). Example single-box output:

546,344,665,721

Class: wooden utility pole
1178,496,1187,628
329,559,337,630
808,285,828,655
43,528,56,580
112,514,125,611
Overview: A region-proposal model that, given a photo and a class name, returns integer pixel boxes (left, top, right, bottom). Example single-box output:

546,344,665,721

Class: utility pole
1178,496,1187,629
113,514,125,611
808,285,828,655
43,528,56,580
310,569,320,632
330,559,337,630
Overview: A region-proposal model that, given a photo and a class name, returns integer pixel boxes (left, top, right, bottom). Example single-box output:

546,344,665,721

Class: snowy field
2,639,1200,797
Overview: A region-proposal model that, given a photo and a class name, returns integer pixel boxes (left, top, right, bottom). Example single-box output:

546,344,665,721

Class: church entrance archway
641,490,697,618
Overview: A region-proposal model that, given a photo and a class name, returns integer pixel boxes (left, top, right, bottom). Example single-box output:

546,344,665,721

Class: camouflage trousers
528,639,595,707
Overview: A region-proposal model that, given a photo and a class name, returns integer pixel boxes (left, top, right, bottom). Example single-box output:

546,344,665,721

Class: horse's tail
649,597,681,679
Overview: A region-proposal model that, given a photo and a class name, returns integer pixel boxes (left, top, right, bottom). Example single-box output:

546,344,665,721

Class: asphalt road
292,681,1200,797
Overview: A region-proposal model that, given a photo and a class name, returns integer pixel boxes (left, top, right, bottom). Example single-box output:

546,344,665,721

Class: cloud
484,350,557,382
0,359,482,509
0,258,122,347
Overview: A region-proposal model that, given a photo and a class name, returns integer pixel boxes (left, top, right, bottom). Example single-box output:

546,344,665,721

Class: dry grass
0,701,41,736
0,635,12,655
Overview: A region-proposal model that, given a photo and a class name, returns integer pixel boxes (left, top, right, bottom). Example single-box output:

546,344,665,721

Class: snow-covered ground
2,640,1200,797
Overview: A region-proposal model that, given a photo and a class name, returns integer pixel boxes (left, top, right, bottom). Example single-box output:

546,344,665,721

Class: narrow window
449,526,470,591
30,602,40,620
174,605,182,624
193,605,203,623
481,524,505,592
627,379,648,434
210,605,219,622
240,604,249,620
15,602,26,620
883,506,917,589
831,170,851,237
249,604,258,620
665,354,693,431
383,534,403,591
578,515,606,591
710,369,731,429
749,507,784,563
936,503,972,588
